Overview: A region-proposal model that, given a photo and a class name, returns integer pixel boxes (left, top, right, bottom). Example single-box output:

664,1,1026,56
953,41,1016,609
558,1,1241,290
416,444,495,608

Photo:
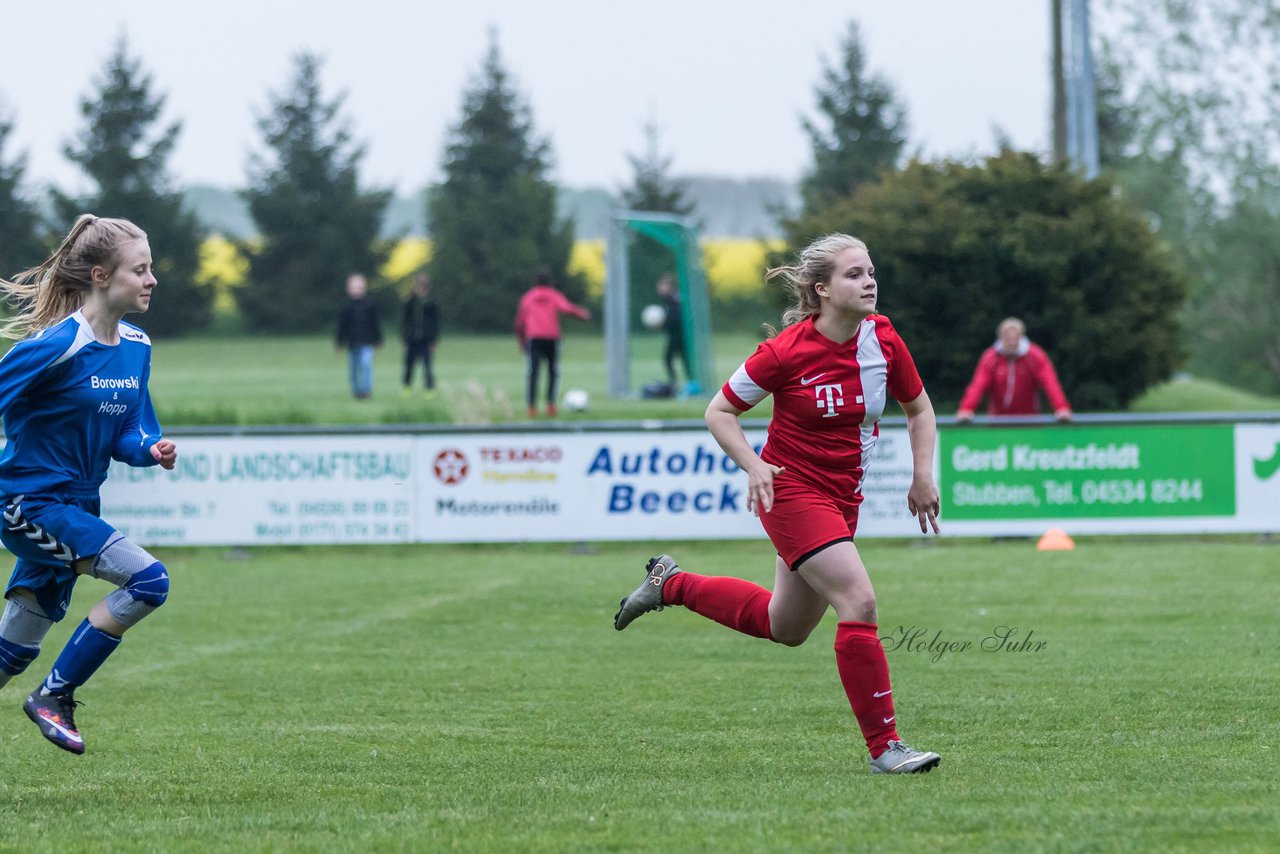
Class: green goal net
605,211,715,399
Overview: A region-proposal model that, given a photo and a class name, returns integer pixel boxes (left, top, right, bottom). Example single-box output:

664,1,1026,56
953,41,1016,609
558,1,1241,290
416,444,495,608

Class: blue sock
42,619,121,694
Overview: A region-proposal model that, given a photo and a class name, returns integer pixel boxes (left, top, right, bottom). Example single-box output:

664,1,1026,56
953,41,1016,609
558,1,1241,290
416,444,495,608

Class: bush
780,152,1187,410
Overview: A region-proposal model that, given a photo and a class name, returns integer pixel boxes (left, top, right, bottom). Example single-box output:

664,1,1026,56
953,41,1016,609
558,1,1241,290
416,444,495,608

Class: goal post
605,211,715,399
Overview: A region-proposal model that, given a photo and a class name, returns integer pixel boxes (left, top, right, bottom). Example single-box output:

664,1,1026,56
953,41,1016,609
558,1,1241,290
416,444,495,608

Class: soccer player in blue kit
0,215,177,754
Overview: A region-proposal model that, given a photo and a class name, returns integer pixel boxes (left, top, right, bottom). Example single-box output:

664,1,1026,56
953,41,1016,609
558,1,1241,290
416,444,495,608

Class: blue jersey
0,311,163,499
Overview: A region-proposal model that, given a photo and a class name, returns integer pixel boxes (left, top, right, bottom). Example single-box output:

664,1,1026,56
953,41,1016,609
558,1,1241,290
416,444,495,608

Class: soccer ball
562,388,590,412
640,303,666,331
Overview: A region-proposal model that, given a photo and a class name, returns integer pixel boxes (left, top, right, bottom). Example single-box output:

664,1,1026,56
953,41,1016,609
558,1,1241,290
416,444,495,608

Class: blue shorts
3,494,115,622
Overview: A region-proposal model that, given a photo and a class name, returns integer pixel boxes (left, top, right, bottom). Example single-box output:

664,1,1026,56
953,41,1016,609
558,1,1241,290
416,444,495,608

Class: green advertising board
940,424,1236,520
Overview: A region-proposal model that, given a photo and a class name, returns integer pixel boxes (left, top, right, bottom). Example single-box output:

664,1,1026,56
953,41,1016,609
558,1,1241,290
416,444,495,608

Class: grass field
144,333,1280,427
1,537,1276,852
147,333,762,426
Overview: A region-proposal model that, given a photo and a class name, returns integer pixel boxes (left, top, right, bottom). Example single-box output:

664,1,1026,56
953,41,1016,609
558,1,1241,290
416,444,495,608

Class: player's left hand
151,439,178,470
907,475,941,534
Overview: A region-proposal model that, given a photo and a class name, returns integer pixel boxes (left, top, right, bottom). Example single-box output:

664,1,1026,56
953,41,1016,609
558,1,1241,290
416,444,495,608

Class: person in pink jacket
514,271,590,417
956,317,1072,422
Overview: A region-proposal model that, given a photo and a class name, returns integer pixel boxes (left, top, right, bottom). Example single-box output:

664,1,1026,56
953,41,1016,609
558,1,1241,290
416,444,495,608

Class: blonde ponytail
0,214,146,339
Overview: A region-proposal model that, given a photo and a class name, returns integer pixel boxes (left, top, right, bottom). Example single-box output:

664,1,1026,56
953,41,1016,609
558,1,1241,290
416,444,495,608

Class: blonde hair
998,317,1026,336
0,214,146,339
766,233,868,330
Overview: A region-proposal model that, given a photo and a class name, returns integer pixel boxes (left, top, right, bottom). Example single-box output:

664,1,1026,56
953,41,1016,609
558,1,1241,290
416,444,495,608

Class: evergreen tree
799,20,908,209
782,152,1185,410
619,121,695,318
621,120,694,216
239,53,393,334
0,104,47,280
427,34,577,333
54,40,209,336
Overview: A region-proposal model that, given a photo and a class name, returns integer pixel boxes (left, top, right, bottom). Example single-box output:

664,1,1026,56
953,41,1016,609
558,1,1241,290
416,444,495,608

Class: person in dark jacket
335,273,382,400
401,273,440,395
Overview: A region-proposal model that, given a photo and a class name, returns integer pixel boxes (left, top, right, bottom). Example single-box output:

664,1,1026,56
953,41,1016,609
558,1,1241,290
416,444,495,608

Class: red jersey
957,339,1070,417
514,285,589,344
721,315,923,500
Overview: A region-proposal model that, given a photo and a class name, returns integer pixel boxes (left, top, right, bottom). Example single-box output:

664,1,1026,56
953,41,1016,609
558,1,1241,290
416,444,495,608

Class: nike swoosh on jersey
799,373,828,385
873,690,892,698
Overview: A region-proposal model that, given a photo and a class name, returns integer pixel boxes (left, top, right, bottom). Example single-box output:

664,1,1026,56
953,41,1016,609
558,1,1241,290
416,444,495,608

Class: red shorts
758,473,860,570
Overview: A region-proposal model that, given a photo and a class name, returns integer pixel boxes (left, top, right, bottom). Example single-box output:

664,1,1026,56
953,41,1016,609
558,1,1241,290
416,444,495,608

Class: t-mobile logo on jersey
814,384,864,417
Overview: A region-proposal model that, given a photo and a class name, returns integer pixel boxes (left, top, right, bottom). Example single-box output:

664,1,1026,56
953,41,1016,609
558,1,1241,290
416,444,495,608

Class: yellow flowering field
383,238,432,281
195,237,781,300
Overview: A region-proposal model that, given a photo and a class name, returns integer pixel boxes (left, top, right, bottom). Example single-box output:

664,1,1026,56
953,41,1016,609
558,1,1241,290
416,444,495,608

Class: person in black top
401,273,440,395
657,274,691,388
335,273,382,399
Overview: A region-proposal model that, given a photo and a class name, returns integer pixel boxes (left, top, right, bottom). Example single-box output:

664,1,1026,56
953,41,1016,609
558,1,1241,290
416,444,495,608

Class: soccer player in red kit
614,233,942,774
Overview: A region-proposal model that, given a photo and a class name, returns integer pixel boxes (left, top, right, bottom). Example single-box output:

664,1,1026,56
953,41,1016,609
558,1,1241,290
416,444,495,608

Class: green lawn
1130,376,1280,413
147,332,769,426
145,333,1278,427
0,537,1275,851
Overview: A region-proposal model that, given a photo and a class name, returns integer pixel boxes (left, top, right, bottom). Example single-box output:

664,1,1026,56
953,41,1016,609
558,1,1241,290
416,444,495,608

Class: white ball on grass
562,388,590,412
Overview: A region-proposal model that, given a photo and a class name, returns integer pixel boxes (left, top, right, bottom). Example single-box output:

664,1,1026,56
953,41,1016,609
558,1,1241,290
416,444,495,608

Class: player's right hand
745,462,785,516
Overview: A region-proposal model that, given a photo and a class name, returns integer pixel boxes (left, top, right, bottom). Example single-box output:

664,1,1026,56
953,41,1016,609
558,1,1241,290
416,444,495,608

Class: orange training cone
1037,527,1075,551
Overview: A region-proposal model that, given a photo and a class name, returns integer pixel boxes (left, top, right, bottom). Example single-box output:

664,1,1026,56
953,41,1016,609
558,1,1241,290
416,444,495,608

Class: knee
767,613,819,647
105,561,168,628
854,591,877,623
835,590,877,624
124,561,170,608
770,628,812,648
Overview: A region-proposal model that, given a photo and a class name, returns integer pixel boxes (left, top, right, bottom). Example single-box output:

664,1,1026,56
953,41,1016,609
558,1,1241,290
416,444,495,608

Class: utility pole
1051,0,1068,163
1062,0,1100,177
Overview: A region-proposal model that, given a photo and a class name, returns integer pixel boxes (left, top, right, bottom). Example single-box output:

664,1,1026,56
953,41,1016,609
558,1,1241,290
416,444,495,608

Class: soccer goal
604,211,715,399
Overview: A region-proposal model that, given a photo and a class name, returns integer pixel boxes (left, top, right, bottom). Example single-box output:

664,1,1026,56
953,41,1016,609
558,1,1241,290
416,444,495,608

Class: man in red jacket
956,317,1072,422
514,271,591,418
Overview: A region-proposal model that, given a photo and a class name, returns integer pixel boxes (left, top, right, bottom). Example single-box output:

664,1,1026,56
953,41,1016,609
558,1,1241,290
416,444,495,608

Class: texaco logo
433,449,469,485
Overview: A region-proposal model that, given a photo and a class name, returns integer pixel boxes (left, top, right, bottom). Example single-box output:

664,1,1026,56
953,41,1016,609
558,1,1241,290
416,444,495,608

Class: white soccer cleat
869,740,940,774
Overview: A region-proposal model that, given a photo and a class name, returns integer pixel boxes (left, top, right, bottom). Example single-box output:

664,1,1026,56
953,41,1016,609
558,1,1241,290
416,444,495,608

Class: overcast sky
3,0,1051,195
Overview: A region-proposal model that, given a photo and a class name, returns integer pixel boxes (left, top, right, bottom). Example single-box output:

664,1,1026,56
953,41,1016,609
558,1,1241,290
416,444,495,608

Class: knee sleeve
122,560,170,607
0,591,53,681
90,534,169,627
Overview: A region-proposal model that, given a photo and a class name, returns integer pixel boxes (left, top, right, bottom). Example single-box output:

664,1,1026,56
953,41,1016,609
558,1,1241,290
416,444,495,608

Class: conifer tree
239,53,392,333
0,105,46,280
800,20,908,209
55,40,209,336
427,34,577,333
619,121,695,315
621,120,694,216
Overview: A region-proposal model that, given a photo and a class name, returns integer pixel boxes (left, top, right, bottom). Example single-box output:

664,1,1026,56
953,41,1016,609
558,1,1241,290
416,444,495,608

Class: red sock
662,573,772,640
834,621,899,757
